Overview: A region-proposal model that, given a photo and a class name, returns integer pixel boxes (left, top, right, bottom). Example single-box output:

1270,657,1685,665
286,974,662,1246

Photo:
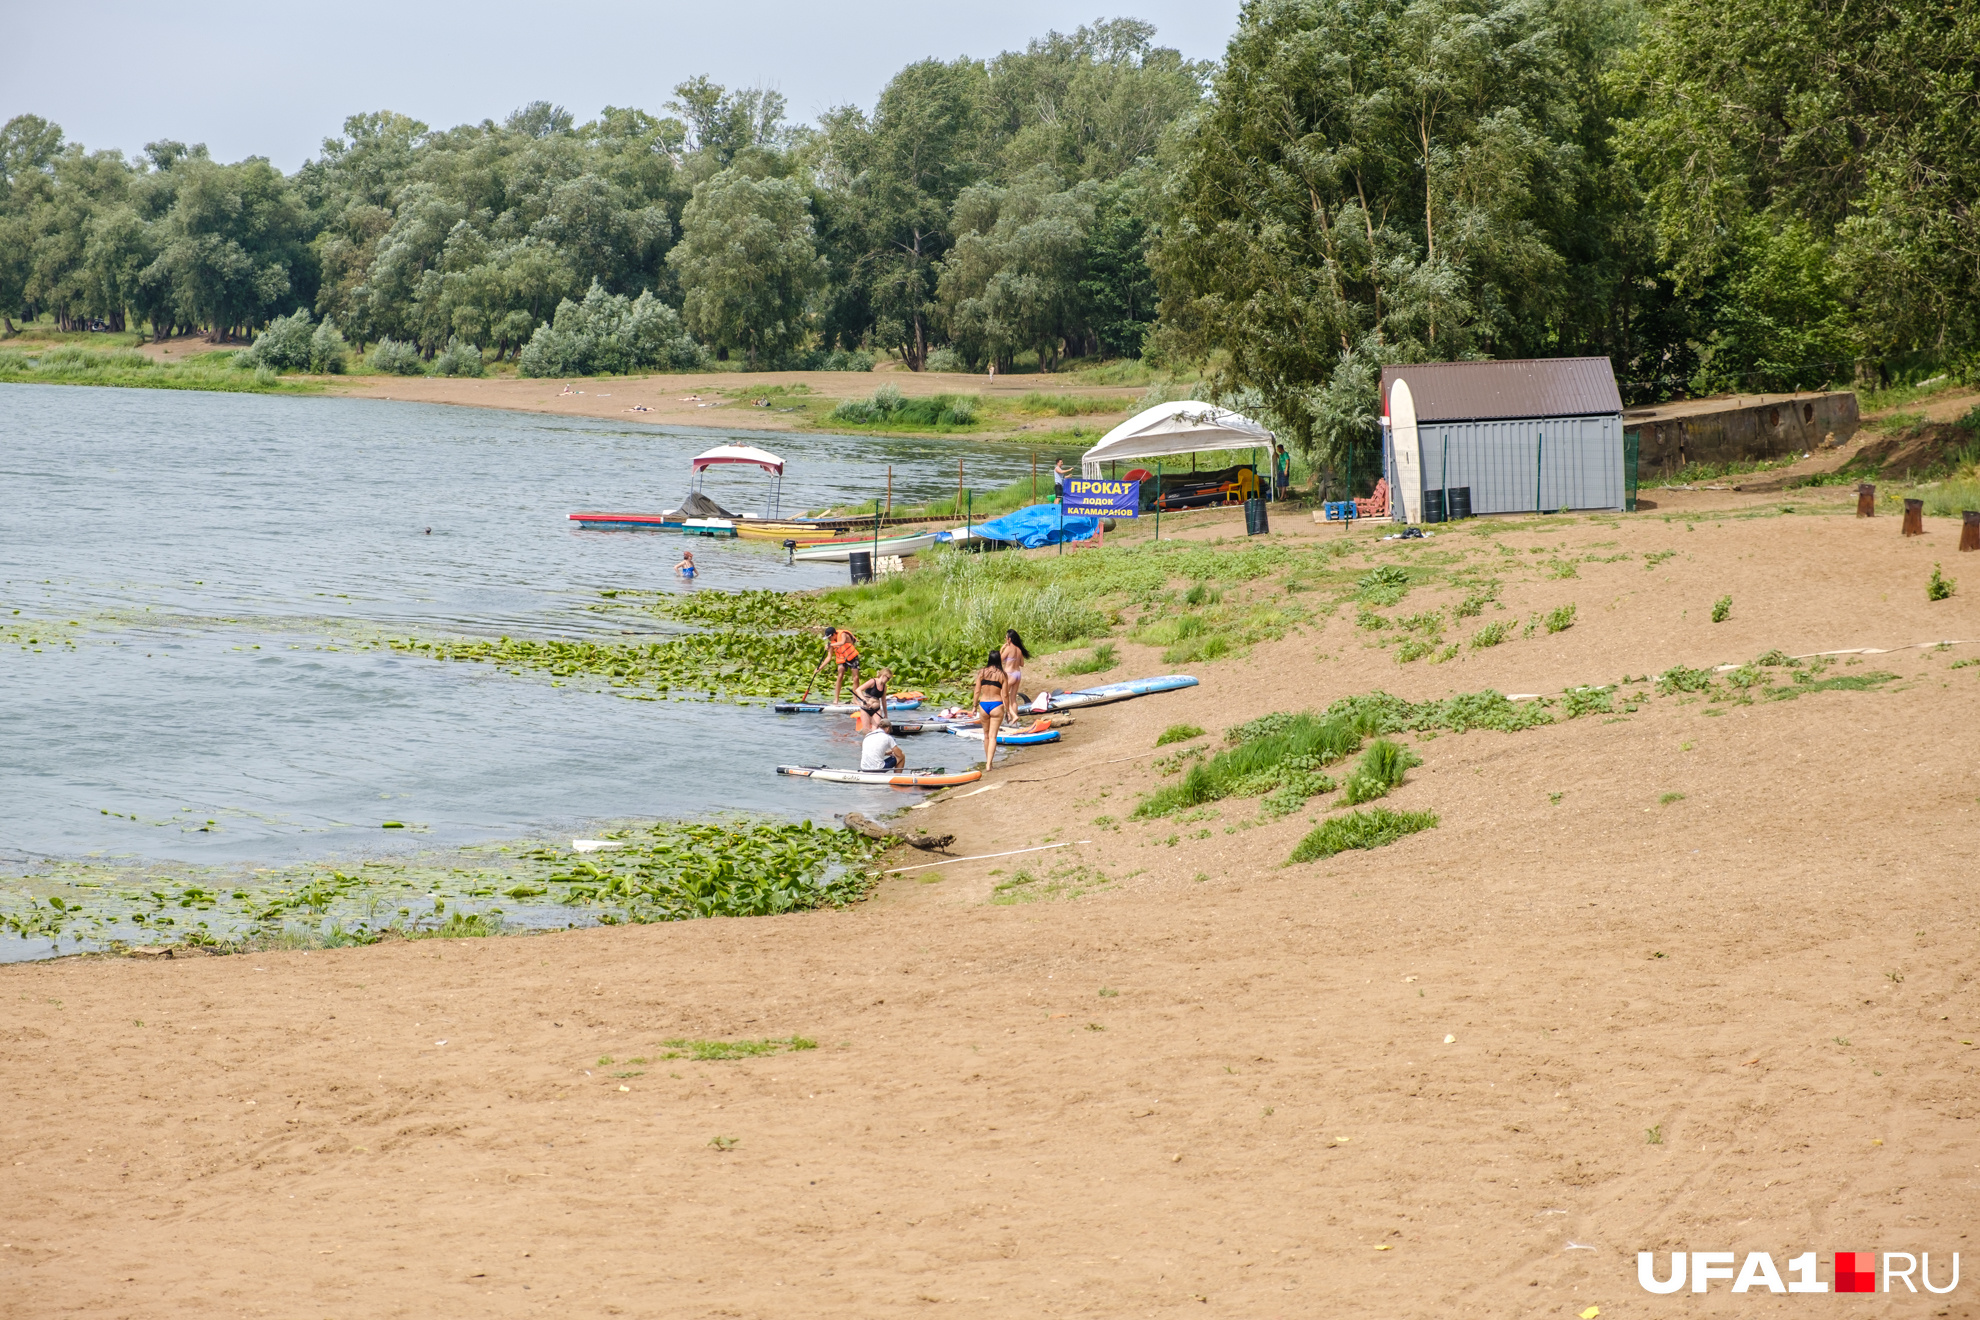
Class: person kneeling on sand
860,720,904,773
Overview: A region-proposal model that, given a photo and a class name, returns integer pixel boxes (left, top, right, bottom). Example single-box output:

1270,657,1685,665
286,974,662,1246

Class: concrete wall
1624,392,1859,476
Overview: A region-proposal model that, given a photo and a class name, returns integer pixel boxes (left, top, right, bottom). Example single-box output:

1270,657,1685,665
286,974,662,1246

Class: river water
0,382,1069,958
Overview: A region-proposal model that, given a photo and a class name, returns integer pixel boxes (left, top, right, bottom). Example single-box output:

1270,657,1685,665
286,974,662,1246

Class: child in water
674,550,697,579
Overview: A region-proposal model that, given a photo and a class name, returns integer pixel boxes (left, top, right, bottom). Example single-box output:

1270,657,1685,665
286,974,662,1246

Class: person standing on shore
974,650,1008,770
1001,629,1030,710
801,626,862,705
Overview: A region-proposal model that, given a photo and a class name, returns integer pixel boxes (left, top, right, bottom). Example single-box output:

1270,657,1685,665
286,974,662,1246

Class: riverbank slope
3,490,1977,1317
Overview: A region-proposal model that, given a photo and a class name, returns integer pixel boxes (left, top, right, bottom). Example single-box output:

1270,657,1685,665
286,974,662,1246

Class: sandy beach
6,475,1979,1317
323,367,1138,442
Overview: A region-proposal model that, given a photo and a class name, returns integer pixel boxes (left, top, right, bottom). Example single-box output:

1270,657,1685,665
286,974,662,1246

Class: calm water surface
0,382,1067,954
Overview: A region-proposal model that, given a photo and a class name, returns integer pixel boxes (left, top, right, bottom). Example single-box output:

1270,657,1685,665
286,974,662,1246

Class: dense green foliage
0,21,1192,374
3,3,1970,413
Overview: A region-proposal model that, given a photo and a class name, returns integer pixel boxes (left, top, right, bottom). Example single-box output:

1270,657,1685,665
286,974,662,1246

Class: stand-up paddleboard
772,698,923,714
952,726,1060,746
776,765,982,787
1029,675,1198,712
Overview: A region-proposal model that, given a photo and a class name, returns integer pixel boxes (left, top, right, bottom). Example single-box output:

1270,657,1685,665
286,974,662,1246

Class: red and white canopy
690,444,785,475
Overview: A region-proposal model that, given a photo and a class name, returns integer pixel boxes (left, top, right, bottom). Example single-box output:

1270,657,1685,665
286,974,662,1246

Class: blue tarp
963,503,1099,549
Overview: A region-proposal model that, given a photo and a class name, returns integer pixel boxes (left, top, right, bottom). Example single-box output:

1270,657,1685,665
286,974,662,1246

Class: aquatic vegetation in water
0,818,884,956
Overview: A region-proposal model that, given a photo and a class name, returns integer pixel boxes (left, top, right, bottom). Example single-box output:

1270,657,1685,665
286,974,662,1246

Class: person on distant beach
674,550,697,579
559,383,574,396
1001,629,1030,709
802,626,861,704
860,719,904,773
974,650,1008,769
851,666,893,727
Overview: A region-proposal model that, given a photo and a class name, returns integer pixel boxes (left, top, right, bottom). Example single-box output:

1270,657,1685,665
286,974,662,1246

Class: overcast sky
7,2,1243,172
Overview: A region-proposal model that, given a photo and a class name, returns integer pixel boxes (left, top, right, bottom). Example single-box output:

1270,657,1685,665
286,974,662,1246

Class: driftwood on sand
842,812,954,852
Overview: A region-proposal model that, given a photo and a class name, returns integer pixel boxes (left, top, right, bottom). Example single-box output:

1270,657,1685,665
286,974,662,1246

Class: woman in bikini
1001,629,1031,713
850,666,893,730
973,651,1009,770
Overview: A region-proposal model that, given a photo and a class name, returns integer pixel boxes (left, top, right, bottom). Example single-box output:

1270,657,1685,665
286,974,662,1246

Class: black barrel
1422,489,1446,524
1244,497,1270,536
1447,486,1473,521
848,550,874,585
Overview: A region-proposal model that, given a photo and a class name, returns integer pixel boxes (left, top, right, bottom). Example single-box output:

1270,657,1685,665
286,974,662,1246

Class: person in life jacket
801,626,862,704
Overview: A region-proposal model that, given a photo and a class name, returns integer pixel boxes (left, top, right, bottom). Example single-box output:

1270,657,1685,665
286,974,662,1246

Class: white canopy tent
1079,402,1277,480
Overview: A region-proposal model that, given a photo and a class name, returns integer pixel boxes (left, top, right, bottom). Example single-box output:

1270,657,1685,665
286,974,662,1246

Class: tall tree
812,58,992,367
937,167,1098,371
667,162,826,366
1158,0,1641,463
1615,0,1980,383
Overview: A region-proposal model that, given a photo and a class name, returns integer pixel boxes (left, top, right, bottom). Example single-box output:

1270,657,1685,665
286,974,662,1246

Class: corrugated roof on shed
1382,357,1621,423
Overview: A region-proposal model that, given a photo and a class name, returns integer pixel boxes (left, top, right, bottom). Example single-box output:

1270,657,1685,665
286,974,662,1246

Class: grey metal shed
1379,358,1625,522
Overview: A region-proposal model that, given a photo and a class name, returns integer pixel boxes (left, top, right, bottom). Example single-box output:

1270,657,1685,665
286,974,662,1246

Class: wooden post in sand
1857,483,1876,517
1961,510,1979,552
1902,498,1925,537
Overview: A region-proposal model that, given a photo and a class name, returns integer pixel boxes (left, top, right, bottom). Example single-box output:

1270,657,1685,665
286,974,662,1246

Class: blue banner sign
1059,477,1140,518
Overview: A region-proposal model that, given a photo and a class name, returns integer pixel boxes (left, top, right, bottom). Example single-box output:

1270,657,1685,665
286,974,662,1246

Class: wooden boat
792,531,942,562
776,765,982,787
734,523,859,545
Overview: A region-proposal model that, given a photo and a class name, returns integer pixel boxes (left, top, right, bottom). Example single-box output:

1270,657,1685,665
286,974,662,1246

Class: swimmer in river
674,550,697,579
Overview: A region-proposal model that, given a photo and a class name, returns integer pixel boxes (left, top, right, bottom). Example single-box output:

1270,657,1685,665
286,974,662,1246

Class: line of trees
2,4,1974,466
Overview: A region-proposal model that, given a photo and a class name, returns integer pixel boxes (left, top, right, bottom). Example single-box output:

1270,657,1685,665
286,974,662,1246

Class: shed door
1390,379,1422,523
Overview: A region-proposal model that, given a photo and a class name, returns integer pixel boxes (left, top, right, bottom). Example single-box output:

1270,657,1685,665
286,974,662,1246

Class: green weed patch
1339,740,1421,805
1287,808,1440,863
661,1036,817,1061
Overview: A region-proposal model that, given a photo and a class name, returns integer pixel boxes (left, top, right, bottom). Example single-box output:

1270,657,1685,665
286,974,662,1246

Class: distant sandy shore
325,368,1137,441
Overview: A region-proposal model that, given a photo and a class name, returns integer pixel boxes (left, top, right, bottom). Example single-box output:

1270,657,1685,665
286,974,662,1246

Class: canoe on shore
792,531,942,562
776,765,982,787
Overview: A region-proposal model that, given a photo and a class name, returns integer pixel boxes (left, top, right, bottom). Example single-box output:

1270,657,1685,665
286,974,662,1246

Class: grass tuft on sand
1288,808,1440,863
